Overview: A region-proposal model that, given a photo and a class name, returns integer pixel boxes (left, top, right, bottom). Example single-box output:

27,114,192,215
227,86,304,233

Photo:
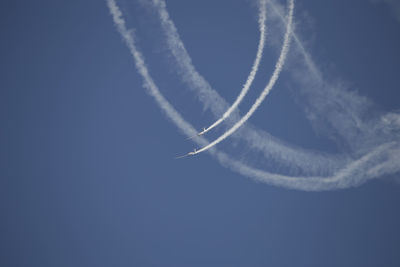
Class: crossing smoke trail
147,0,343,176
149,0,399,175
265,0,383,152
107,0,400,191
195,0,267,137
193,0,293,154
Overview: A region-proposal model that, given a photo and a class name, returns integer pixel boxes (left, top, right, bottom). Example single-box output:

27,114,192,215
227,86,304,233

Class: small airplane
198,127,207,136
175,148,197,159
186,128,207,140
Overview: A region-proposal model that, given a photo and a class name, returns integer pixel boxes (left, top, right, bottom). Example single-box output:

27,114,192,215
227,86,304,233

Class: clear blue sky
1,0,399,266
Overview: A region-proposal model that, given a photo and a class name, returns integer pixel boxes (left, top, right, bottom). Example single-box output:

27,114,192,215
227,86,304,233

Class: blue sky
1,0,400,266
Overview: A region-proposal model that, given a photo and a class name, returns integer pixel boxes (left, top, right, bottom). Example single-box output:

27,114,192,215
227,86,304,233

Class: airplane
198,127,207,136
175,148,197,159
185,128,207,140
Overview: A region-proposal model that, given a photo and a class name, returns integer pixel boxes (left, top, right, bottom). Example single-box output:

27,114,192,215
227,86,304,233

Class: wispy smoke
107,0,400,191
146,0,339,176
198,0,267,136
194,0,293,154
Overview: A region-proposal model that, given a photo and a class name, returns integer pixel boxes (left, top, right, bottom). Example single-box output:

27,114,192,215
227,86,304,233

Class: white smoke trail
107,0,400,191
106,0,197,139
194,0,294,154
147,0,342,177
150,0,398,175
265,0,375,151
197,0,267,136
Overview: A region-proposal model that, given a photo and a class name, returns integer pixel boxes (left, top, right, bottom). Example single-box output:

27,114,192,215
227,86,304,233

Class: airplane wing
198,128,207,135
185,127,207,140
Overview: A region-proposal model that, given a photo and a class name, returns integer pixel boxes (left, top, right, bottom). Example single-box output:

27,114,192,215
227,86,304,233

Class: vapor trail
106,0,197,139
195,0,268,137
193,0,294,154
107,0,400,191
148,0,342,175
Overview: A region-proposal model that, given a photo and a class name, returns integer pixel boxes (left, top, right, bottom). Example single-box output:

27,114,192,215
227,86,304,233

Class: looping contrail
149,0,343,176
107,0,400,191
192,0,294,155
193,0,268,137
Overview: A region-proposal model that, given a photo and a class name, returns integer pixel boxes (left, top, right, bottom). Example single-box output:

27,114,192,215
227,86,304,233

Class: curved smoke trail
147,0,343,176
193,0,293,154
196,0,267,136
107,0,400,191
149,0,399,175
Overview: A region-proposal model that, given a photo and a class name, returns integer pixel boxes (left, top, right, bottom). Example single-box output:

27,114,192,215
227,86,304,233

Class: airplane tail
186,127,207,141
